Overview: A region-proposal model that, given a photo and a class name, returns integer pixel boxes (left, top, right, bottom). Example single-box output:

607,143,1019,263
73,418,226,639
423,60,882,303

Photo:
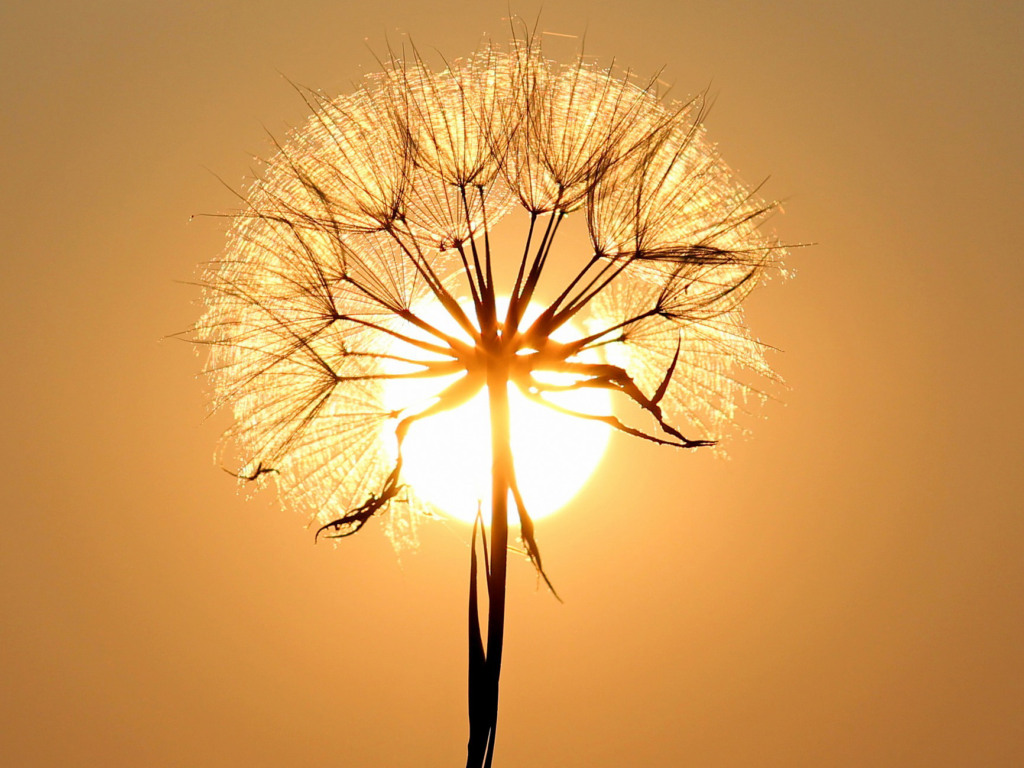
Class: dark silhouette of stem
466,515,488,765
466,360,511,768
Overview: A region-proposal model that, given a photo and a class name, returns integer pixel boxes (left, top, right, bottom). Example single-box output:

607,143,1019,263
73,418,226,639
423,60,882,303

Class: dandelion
193,30,785,768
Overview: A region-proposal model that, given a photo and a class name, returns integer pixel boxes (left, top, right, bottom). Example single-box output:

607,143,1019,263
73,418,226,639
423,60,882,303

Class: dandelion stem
484,364,510,768
467,361,512,768
467,515,488,766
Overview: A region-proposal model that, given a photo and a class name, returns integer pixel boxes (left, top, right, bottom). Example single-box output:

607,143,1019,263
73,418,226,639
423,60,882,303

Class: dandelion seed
192,29,786,768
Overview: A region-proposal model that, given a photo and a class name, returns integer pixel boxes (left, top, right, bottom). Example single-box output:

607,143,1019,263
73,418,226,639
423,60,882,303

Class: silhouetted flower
192,32,785,768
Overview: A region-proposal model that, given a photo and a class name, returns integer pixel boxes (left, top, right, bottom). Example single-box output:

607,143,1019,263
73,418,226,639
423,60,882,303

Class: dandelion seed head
193,33,787,545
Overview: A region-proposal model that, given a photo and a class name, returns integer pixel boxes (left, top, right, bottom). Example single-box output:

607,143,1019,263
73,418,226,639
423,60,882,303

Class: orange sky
2,1,1022,766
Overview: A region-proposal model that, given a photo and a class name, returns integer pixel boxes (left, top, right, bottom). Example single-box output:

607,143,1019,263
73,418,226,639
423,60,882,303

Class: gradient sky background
3,1,1022,766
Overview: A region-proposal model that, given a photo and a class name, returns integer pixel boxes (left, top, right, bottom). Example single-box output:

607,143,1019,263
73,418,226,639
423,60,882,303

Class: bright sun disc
382,301,611,525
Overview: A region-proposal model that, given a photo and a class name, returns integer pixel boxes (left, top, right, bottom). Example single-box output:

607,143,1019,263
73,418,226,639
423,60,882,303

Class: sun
382,300,612,525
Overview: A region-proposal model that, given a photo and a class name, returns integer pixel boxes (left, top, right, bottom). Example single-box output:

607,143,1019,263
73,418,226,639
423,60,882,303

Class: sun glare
382,300,612,525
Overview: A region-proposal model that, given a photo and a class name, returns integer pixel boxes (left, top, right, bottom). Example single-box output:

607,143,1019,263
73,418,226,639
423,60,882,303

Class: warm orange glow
383,300,611,524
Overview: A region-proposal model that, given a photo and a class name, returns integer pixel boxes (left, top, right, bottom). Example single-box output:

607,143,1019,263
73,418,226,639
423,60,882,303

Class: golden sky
2,1,1022,766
